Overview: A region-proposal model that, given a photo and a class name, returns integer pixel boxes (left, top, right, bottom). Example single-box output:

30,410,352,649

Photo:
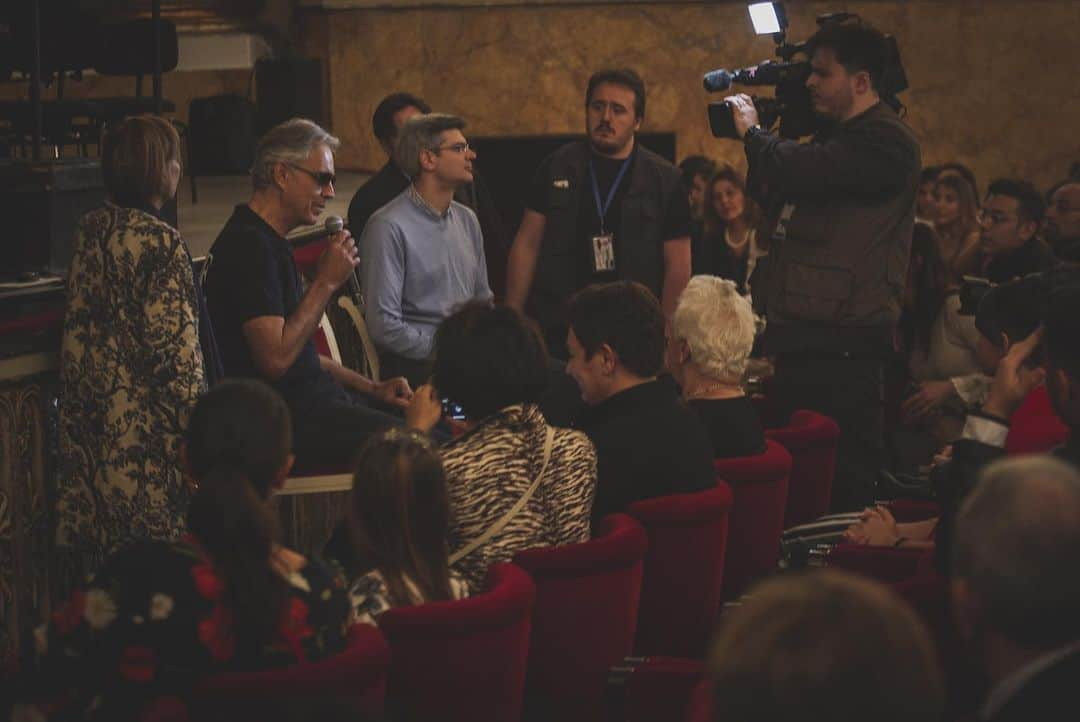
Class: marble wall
301,0,1080,192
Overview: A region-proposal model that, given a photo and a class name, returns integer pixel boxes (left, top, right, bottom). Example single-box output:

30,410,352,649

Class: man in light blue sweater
360,113,493,386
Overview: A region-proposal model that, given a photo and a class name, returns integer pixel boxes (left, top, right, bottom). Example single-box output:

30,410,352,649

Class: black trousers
771,355,885,513
377,349,434,391
288,389,401,471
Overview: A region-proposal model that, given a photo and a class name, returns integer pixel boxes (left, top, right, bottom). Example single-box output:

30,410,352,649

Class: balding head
953,455,1080,649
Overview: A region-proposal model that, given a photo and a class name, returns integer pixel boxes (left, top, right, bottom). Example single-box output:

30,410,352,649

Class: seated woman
20,380,349,721
347,429,469,625
932,172,981,282
667,275,766,458
406,304,597,589
55,115,206,576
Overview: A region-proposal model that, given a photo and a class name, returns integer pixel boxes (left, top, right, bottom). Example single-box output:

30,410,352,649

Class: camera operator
726,22,920,511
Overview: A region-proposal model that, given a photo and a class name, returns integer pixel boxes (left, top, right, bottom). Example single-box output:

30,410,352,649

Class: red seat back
192,623,389,717
827,543,927,583
612,657,707,722
378,563,535,722
627,483,734,658
512,513,648,722
1005,385,1071,455
765,410,840,527
714,439,792,600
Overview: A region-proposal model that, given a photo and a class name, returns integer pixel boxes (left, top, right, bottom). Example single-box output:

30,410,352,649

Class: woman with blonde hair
932,172,981,281
56,115,206,576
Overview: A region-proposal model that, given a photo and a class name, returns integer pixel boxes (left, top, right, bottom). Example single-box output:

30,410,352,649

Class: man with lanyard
505,68,691,359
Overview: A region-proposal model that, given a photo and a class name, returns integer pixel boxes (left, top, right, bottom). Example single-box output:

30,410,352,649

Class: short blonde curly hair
672,275,757,383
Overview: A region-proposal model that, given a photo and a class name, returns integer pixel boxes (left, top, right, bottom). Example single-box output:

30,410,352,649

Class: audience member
20,380,350,721
406,303,596,589
933,173,981,280
694,165,766,296
360,113,493,387
952,455,1080,722
938,161,980,201
347,428,469,625
708,570,944,722
506,68,692,358
679,154,716,223
667,276,766,458
566,281,714,521
1044,178,1080,263
55,115,206,573
346,92,431,234
916,164,941,224
204,119,411,469
974,178,1057,282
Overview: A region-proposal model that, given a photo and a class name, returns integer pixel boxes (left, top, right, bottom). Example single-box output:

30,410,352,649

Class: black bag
188,93,256,175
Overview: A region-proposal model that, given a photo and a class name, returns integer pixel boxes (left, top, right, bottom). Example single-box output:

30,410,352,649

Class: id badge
591,233,616,273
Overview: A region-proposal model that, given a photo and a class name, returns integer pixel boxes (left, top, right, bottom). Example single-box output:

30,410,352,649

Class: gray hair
672,275,757,383
251,118,340,191
953,455,1080,648
393,113,466,179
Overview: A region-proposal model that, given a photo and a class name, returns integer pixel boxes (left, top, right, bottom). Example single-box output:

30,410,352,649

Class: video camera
704,2,909,139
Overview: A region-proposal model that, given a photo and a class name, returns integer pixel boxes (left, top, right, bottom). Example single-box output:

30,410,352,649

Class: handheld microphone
288,216,345,247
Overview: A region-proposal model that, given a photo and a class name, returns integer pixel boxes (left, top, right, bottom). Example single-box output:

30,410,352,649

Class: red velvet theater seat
609,657,710,722
1006,384,1070,455
715,439,792,600
827,543,930,584
378,563,535,722
627,482,734,659
765,410,840,528
191,623,390,719
512,513,648,722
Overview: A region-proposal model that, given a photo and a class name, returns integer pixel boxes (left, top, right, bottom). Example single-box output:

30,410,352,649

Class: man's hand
315,230,359,290
727,94,761,140
842,506,900,546
982,327,1046,420
372,376,414,409
405,383,443,432
901,380,957,423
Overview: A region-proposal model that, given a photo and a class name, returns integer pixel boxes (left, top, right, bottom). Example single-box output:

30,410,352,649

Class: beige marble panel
315,0,1080,191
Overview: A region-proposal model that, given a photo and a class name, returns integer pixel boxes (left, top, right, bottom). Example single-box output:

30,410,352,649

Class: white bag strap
449,427,556,565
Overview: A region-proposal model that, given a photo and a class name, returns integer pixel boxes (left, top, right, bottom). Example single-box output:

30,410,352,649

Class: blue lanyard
588,154,633,233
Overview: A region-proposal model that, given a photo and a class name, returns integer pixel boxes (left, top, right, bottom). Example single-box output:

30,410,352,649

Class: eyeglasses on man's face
288,163,336,188
433,142,471,155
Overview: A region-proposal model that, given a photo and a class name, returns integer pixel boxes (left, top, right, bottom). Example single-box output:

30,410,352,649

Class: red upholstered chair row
628,483,734,659
765,410,840,527
513,513,648,722
715,439,792,600
379,562,535,722
190,623,390,720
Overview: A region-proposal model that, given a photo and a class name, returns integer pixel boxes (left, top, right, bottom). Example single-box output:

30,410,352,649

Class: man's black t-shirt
204,204,341,406
526,144,690,289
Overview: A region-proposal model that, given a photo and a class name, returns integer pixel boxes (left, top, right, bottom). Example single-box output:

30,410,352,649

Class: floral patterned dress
19,537,350,721
55,205,206,572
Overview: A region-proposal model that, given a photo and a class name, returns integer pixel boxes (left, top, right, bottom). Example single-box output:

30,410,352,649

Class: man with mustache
506,68,691,359
360,113,494,387
726,23,920,511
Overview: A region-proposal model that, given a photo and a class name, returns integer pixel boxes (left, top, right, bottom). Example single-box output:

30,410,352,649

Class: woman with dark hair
20,380,350,720
347,429,469,624
55,115,207,575
932,173,981,281
405,303,596,588
694,164,765,297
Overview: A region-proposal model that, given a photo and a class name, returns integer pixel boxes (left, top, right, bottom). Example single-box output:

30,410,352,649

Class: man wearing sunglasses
359,113,494,387
205,118,413,468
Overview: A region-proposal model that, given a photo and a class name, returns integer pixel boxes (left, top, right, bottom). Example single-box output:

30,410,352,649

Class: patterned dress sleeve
348,572,393,626
549,428,598,546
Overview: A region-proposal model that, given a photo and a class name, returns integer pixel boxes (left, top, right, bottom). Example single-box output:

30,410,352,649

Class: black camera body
704,10,908,140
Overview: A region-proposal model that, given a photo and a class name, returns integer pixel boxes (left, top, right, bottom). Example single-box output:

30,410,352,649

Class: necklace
724,226,752,252
684,382,744,401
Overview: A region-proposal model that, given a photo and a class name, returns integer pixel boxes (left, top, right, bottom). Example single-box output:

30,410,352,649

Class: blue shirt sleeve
360,213,434,359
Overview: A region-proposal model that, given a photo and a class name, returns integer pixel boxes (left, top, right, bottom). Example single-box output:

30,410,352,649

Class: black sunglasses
288,163,336,187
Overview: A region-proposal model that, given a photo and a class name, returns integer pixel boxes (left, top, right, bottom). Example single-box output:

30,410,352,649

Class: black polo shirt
204,204,341,406
347,159,410,237
574,379,716,521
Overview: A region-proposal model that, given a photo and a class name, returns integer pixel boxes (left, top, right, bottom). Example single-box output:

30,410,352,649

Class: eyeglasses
433,142,470,155
287,163,336,187
977,210,1018,227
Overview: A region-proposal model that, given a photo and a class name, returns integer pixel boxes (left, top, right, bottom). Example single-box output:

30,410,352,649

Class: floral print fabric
55,205,206,570
21,538,349,721
349,569,469,626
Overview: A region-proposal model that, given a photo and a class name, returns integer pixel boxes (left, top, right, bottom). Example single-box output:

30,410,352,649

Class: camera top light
748,2,785,35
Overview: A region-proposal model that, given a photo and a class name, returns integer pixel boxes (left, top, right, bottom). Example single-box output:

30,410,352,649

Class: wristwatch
743,124,764,142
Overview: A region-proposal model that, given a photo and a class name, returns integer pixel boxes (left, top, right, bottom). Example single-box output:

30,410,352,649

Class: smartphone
441,398,466,421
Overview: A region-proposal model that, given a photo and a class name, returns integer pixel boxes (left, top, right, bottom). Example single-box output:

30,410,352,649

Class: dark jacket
745,102,921,356
531,141,684,337
985,645,1080,722
573,379,716,522
982,238,1059,283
